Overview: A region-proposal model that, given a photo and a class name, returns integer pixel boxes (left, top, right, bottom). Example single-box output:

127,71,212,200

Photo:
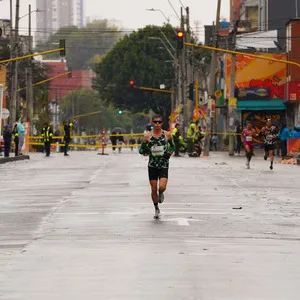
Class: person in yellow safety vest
12,124,19,157
187,121,198,155
41,122,53,157
172,123,187,157
63,121,73,156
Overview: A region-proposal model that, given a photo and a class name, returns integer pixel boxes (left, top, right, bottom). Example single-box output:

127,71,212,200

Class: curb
0,155,30,165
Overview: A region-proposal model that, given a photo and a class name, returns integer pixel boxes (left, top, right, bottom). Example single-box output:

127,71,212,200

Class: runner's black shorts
264,144,276,151
148,167,169,181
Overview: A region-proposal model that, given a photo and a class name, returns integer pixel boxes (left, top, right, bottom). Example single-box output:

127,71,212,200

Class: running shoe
158,192,164,203
154,208,161,219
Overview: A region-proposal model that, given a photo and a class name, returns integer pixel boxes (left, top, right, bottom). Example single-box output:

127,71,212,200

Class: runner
261,119,278,170
139,115,175,219
241,122,256,169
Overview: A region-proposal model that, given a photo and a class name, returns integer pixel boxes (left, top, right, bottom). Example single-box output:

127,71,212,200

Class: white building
36,0,84,42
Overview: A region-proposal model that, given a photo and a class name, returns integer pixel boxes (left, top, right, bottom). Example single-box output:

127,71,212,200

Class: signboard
287,138,300,154
236,87,270,100
225,53,286,99
1,108,9,119
214,90,223,99
229,97,237,107
288,82,300,101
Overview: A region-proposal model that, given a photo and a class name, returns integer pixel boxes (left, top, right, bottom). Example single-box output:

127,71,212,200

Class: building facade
36,0,84,42
286,19,300,128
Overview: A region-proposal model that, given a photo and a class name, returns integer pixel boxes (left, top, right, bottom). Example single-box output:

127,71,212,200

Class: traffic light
176,30,184,50
59,39,66,56
118,109,123,115
129,80,135,86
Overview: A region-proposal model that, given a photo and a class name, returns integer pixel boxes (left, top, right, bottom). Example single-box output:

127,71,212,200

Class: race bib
267,134,273,140
246,136,253,142
151,145,164,157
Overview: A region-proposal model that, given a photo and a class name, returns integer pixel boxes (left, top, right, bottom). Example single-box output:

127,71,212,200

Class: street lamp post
18,7,43,127
146,8,170,23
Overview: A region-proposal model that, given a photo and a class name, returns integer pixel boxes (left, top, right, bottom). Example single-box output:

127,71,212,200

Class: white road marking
162,217,204,226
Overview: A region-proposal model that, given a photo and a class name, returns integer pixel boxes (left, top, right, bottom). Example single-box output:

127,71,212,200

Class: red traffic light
129,80,135,85
177,31,184,38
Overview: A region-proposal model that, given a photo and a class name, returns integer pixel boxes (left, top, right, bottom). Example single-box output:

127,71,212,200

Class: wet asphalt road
0,150,300,299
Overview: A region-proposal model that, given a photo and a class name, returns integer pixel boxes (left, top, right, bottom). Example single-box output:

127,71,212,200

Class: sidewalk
0,154,30,164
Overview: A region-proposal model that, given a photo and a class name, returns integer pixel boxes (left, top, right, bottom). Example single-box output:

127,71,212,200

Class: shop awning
236,99,286,111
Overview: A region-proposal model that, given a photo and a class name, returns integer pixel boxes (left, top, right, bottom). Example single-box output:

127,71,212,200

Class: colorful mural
225,53,287,99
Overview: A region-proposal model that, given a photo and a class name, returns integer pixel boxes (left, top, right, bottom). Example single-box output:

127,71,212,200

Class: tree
35,20,121,70
59,89,146,134
93,25,176,124
4,45,49,125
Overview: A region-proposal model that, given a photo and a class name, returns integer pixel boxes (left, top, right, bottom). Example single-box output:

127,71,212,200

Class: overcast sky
0,0,230,41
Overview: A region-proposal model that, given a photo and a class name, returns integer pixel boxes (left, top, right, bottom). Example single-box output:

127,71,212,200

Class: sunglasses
153,120,163,124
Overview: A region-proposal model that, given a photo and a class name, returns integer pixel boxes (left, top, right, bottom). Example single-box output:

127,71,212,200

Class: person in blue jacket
291,126,300,138
278,123,290,157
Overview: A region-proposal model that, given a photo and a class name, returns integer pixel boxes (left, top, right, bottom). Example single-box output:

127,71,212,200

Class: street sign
1,108,10,119
214,90,223,98
229,97,237,107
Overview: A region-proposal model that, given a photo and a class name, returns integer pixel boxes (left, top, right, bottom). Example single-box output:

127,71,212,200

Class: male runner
241,122,256,169
139,115,175,219
261,119,278,170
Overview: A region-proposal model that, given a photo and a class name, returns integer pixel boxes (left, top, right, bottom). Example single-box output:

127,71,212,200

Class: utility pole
228,11,238,156
178,7,185,134
9,0,13,125
204,0,221,156
11,0,20,124
26,4,33,127
185,6,193,129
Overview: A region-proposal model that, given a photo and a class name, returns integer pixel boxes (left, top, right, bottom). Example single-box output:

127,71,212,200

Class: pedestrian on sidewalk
278,123,290,158
17,118,25,155
3,124,12,157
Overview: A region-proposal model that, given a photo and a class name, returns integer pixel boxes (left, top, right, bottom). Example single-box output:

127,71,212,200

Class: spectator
3,124,12,157
278,123,290,157
17,118,25,155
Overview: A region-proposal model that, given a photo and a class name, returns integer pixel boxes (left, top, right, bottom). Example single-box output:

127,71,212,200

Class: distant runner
241,122,256,169
261,119,278,170
139,115,175,219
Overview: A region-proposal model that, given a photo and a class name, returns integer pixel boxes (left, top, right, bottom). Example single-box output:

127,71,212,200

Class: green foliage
35,20,121,70
35,90,52,134
93,25,176,122
59,89,147,133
